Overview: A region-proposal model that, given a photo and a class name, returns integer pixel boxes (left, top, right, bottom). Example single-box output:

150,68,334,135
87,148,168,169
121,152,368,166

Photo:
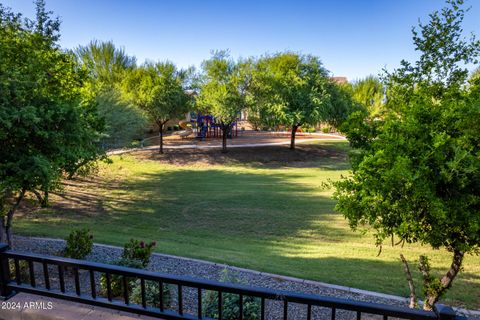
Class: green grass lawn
15,141,480,309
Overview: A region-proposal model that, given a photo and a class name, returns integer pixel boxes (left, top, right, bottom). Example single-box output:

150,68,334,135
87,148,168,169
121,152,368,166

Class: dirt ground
143,130,344,147
132,142,348,167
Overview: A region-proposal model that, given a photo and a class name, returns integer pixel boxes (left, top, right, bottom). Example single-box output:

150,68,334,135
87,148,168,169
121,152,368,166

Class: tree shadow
107,168,352,240
253,254,480,310
134,142,350,170
14,167,480,309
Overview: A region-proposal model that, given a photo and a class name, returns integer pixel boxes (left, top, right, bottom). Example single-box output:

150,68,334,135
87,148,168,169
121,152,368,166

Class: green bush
131,279,171,307
63,228,93,259
9,260,30,284
321,126,331,133
99,258,143,298
203,269,260,320
122,239,156,268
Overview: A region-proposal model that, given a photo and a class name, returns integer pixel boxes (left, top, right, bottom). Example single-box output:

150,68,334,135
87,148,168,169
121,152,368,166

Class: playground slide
179,128,193,138
177,120,193,138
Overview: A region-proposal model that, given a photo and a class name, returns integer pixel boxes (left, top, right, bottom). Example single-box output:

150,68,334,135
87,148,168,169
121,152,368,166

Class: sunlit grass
14,141,480,309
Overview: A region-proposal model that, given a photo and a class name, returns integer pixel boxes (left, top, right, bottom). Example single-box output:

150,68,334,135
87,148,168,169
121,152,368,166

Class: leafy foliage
123,62,192,153
95,91,147,148
0,1,104,244
63,228,93,260
383,0,480,105
99,257,144,297
76,41,146,148
350,76,384,116
334,0,480,309
76,40,136,89
122,239,157,268
131,280,171,308
325,81,362,129
197,51,252,152
203,269,260,320
252,52,350,148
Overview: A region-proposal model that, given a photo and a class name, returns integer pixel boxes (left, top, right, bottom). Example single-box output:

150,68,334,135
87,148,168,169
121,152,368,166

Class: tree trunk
290,125,298,150
44,190,49,207
4,189,26,247
158,121,166,154
400,254,417,308
32,189,49,208
0,191,9,243
0,218,6,244
221,124,229,153
424,250,464,310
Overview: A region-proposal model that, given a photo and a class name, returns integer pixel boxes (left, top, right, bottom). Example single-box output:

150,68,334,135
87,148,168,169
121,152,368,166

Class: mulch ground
131,143,348,167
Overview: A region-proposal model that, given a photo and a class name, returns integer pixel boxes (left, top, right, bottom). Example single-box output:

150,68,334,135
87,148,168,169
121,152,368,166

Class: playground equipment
193,113,238,140
178,120,193,139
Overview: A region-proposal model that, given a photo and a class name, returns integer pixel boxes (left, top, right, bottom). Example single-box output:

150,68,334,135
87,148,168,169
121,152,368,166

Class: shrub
321,126,331,133
9,260,30,284
99,258,143,298
122,239,156,268
63,228,93,260
131,279,171,307
203,269,260,320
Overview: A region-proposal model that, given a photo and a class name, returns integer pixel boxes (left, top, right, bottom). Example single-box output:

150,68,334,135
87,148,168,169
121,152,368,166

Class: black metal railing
0,244,464,320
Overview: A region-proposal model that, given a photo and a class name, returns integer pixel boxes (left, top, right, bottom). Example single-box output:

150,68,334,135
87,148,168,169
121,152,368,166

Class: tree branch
400,254,417,308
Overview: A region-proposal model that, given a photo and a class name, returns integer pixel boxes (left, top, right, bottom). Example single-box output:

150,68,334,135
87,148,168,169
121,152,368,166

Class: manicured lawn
15,141,480,308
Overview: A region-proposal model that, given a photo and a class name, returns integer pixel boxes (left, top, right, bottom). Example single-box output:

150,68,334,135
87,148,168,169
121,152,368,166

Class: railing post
0,243,14,299
434,304,457,320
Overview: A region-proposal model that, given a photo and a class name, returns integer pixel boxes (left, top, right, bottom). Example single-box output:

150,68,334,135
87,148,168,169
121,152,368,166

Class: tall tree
76,41,146,149
123,62,191,153
323,81,362,129
253,53,331,149
197,51,252,153
350,76,384,116
334,0,480,310
76,40,137,90
0,1,104,245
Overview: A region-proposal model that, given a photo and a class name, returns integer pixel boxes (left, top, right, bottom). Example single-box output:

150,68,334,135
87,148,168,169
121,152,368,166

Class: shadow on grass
238,246,480,308
16,165,351,240
14,161,480,309
103,168,352,239
135,142,350,170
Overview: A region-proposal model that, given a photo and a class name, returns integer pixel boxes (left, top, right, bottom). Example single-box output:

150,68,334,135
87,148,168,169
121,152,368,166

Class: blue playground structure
191,113,238,140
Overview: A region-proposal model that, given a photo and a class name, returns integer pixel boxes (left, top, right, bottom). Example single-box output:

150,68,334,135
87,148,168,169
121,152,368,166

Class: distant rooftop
331,76,348,84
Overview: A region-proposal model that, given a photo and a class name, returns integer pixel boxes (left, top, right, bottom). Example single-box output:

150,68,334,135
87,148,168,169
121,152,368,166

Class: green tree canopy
76,40,136,90
122,61,192,153
252,53,331,149
76,40,146,148
0,1,105,245
197,51,253,152
334,0,480,309
350,76,384,116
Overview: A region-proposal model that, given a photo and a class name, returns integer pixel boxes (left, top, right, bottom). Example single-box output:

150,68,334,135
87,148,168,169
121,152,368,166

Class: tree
333,0,480,310
252,53,331,149
76,41,146,149
95,91,147,148
350,76,384,116
197,51,252,153
0,1,104,245
76,40,137,90
123,62,191,153
324,81,363,129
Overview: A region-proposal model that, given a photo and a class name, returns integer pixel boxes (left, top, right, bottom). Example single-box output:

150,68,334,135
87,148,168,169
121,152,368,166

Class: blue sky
2,0,480,81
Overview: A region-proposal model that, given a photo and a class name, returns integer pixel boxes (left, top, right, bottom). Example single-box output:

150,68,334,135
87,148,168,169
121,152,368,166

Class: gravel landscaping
10,236,477,320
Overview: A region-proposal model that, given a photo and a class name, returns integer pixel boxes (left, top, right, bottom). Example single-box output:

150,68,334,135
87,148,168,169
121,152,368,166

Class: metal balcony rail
0,244,463,320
